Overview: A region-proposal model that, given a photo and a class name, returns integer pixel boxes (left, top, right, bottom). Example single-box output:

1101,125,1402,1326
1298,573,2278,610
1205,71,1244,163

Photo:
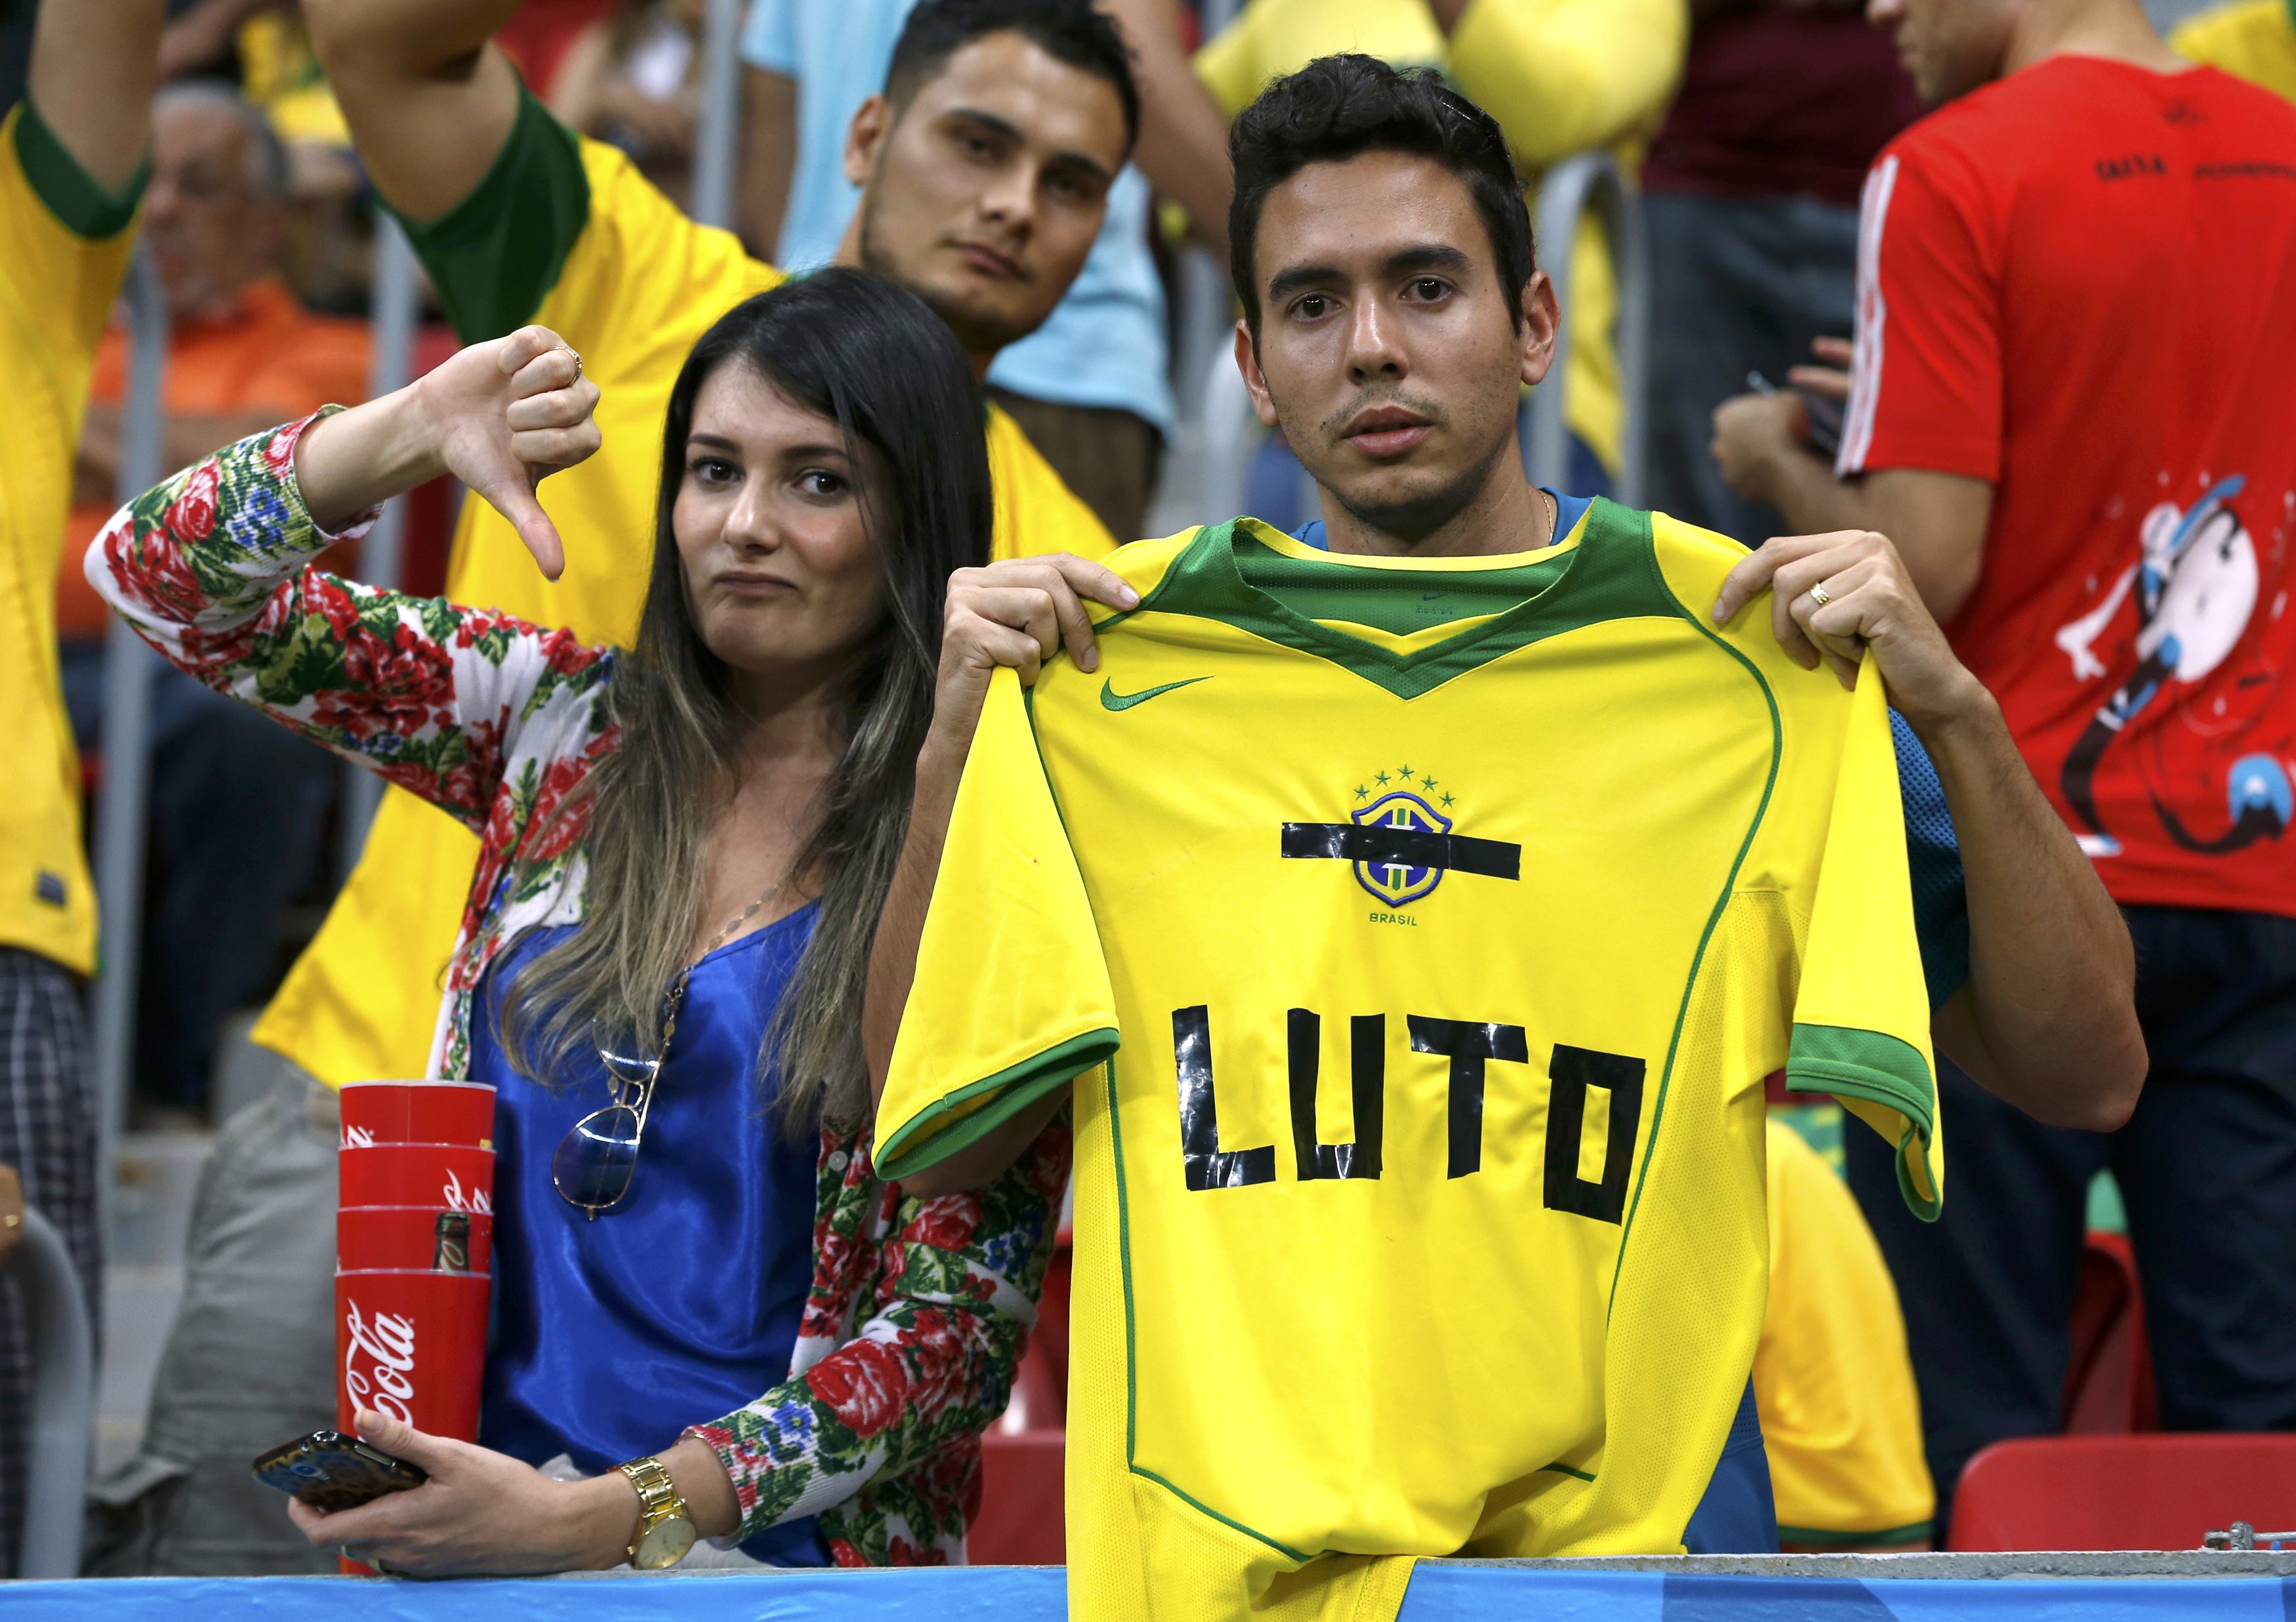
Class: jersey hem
12,101,146,239
873,1026,1117,1181
1130,1465,1309,1562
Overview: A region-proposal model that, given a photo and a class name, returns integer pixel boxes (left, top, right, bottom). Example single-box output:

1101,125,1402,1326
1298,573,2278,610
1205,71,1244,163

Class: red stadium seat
972,1432,1066,1564
1950,1434,2296,1551
2063,1231,2158,1434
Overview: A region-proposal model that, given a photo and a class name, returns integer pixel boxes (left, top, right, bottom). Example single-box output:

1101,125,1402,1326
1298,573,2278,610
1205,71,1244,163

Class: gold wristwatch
617,1455,697,1570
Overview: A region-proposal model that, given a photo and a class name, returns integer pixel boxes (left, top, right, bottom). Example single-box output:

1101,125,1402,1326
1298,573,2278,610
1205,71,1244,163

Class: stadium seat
1950,1434,2296,1551
2062,1231,2158,1434
972,1432,1066,1565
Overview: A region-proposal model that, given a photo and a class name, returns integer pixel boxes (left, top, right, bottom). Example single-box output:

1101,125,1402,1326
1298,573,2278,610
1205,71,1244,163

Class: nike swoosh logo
1100,676,1210,712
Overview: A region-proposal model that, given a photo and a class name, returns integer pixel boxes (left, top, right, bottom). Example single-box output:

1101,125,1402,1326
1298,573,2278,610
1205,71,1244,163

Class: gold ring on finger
1808,582,1833,609
557,345,583,382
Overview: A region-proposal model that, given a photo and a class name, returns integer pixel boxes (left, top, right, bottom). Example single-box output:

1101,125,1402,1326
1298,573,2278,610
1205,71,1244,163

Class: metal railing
335,215,423,872
691,0,745,232
9,1207,93,1579
1523,150,1648,508
88,247,169,1192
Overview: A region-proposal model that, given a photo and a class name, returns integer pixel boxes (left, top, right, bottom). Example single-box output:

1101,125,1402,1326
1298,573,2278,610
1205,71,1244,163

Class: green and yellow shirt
0,101,143,977
878,502,1940,1620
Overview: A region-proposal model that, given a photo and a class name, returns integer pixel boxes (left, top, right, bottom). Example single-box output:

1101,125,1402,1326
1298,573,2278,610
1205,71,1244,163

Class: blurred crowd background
6,0,2294,1581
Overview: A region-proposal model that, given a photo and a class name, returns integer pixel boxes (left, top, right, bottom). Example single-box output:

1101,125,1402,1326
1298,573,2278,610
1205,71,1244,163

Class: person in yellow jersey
264,0,1131,1087
1194,0,1687,497
2173,0,2296,102
1757,1118,1934,1551
860,57,2143,1617
0,0,162,1575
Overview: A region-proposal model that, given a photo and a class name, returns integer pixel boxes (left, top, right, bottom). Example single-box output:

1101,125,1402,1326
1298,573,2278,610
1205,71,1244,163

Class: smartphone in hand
251,1430,426,1513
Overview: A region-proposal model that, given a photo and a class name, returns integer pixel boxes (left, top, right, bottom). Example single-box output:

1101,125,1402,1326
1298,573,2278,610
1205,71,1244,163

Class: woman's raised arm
87,326,609,831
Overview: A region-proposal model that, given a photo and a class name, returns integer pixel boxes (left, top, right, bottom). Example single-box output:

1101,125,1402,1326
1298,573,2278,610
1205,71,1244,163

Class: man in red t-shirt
1709,0,2296,1528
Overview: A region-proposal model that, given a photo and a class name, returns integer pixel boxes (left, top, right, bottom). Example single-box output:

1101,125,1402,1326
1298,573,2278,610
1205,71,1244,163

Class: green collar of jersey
1130,501,1677,700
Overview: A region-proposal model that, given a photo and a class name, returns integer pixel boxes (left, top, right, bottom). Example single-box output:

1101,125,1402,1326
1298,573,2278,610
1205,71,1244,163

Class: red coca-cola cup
335,1268,491,1443
340,1080,495,1151
338,1143,494,1215
337,1206,493,1274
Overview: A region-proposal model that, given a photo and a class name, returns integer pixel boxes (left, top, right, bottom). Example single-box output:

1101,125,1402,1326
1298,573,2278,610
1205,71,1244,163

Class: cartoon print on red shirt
2055,475,2293,857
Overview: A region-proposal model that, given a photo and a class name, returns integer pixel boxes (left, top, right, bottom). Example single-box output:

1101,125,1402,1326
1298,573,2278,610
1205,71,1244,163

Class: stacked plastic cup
335,1082,496,1450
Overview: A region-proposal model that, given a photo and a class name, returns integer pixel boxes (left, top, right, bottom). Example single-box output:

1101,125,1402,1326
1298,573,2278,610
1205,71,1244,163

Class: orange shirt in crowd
58,274,369,637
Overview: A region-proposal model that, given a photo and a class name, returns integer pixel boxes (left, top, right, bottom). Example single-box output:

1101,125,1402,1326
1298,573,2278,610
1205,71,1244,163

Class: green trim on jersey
1140,501,1680,700
872,1027,1117,1182
392,82,589,344
14,100,146,239
1787,1023,1940,1221
1609,510,1783,1312
1105,1055,1311,1561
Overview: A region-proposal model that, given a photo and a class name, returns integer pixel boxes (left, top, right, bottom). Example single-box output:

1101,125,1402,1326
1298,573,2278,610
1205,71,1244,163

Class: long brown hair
500,268,993,1131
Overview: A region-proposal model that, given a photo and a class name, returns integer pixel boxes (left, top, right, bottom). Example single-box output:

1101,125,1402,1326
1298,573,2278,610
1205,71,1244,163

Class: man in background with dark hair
741,0,1233,540
863,50,2141,1615
264,0,1134,1103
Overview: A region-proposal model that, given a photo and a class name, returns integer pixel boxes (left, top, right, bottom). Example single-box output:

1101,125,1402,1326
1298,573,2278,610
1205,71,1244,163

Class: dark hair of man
884,0,1141,150
1227,55,1534,339
502,268,994,1133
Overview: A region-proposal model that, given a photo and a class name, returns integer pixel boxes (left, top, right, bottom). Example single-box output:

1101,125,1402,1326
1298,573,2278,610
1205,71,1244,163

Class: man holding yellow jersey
263,0,1134,1086
864,56,2145,1613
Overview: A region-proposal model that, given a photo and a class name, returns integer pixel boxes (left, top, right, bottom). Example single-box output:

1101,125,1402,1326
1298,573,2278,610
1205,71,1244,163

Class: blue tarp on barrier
6,1570,2290,1619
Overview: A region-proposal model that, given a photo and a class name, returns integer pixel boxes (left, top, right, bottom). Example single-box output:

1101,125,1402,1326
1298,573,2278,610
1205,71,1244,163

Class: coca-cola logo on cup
342,1125,378,1149
342,1298,417,1425
442,1167,492,1215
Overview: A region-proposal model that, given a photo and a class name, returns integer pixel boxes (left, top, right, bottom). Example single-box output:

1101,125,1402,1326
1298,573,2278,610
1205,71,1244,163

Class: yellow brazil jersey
1757,1118,1933,1549
2173,1,2296,106
1193,0,1687,479
251,86,1112,1085
0,103,143,976
876,501,1940,1621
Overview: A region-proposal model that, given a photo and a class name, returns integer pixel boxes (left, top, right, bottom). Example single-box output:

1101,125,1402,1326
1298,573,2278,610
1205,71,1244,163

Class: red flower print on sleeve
901,1198,981,1253
806,1338,910,1439
163,460,220,545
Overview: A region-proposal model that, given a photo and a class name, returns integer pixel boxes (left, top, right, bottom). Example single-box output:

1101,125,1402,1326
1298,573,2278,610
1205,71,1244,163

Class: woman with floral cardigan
88,270,1128,1575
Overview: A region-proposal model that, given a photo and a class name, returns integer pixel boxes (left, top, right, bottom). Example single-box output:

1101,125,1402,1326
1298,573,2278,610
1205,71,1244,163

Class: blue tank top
470,904,829,1566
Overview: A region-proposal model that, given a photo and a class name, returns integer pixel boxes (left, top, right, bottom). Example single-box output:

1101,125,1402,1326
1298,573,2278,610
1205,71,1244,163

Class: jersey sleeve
1191,11,1267,118
0,102,144,356
1446,0,1687,169
741,0,798,74
1784,661,1944,1220
873,668,1119,1182
1835,140,2001,482
392,82,591,345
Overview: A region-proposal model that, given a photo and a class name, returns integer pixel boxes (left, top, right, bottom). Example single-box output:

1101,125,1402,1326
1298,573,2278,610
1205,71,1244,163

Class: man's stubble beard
856,195,1038,359
1291,390,1517,548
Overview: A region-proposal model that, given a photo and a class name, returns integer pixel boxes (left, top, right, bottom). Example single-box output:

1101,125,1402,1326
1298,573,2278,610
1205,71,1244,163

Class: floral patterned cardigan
89,414,1069,1566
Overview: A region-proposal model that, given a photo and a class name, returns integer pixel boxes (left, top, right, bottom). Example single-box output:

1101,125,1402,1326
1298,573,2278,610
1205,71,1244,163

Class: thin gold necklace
656,880,783,1052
